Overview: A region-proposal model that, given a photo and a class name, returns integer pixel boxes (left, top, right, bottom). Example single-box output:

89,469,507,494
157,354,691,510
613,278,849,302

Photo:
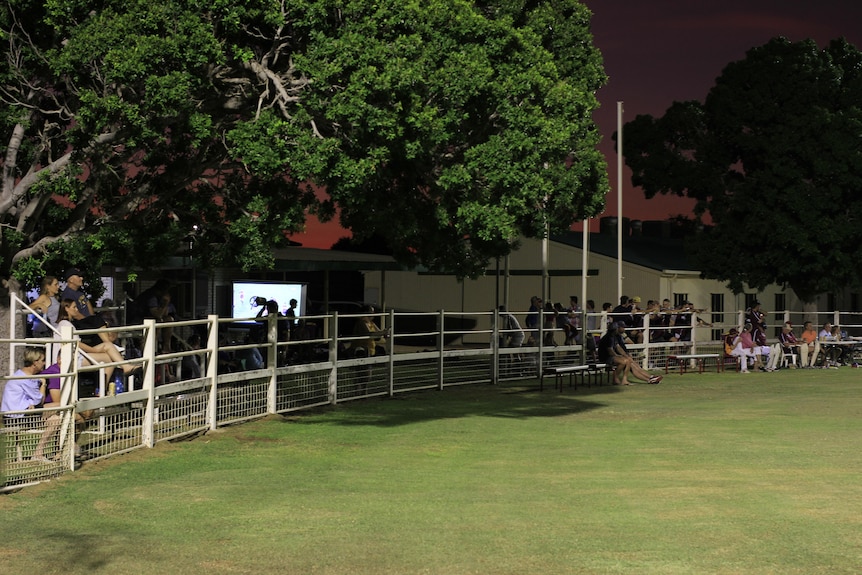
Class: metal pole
617,101,624,302
581,219,589,363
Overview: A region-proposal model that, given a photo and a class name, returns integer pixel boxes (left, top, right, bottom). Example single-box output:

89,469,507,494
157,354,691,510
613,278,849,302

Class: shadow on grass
285,381,618,427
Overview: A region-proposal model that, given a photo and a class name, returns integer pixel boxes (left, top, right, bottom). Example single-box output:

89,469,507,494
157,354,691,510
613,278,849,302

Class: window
710,293,724,340
773,293,786,337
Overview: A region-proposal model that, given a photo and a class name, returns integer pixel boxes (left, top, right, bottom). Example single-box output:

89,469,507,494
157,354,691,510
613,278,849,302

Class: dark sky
295,1,862,247
583,0,862,228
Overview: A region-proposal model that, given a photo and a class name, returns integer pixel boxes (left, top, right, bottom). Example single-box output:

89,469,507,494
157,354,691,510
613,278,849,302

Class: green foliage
1,0,608,284
624,37,862,302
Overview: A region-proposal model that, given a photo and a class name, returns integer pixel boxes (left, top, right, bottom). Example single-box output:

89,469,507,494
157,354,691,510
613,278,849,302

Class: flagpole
617,101,624,302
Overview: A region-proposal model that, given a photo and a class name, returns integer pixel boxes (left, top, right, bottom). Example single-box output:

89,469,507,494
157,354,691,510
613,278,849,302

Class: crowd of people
496,294,862,381
725,304,858,372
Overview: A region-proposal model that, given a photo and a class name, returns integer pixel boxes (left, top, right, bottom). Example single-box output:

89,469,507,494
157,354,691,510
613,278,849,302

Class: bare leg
612,359,627,385
629,361,654,383
33,414,61,459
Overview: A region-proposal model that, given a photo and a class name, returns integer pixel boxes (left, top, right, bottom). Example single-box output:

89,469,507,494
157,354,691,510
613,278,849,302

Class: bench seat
666,353,723,375
541,363,609,391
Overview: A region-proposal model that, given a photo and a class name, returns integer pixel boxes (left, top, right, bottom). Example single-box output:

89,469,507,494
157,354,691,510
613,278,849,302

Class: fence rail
5,299,862,491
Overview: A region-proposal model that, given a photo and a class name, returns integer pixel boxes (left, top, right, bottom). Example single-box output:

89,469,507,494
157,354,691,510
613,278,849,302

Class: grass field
2,369,862,574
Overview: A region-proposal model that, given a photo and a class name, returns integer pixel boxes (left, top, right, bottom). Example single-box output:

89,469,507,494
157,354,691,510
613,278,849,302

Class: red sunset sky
292,0,862,247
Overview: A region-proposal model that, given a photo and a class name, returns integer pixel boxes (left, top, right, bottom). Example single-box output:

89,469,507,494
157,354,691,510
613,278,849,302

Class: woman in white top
55,299,139,382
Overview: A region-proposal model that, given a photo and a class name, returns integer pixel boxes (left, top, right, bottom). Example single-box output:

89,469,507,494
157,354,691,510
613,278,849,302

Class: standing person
350,305,389,358
30,276,61,337
136,279,177,352
61,267,94,318
567,296,582,342
497,306,524,349
525,296,541,344
746,301,767,332
286,298,298,333
611,296,634,330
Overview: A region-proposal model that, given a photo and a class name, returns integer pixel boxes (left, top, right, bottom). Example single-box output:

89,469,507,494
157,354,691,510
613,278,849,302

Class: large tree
623,37,862,302
0,0,609,295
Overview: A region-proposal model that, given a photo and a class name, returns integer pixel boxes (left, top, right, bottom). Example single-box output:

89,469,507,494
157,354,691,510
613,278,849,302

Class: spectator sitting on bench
32,355,92,461
1,348,49,461
598,322,662,385
56,299,141,383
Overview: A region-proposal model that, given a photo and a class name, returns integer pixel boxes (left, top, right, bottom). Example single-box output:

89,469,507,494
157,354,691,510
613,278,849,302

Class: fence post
206,315,219,431
389,308,396,396
642,314,651,369
491,310,499,385
141,319,157,448
58,326,77,469
267,314,278,414
328,312,338,405
438,310,445,391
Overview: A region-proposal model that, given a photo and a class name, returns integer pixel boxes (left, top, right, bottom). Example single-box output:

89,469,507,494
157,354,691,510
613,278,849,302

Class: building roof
551,231,696,273
269,247,406,272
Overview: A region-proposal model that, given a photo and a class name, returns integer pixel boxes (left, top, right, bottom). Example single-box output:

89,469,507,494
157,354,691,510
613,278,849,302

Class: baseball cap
64,267,82,281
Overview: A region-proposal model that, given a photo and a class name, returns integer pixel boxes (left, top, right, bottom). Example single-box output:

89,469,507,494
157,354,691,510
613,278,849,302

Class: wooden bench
666,353,723,375
541,363,609,391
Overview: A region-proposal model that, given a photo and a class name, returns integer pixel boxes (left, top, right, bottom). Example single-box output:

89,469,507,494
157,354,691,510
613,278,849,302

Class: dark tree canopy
0,0,609,292
623,37,862,302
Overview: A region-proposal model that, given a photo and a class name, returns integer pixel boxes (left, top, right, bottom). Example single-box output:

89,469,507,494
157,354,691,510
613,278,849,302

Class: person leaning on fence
496,306,524,349
350,305,388,358
30,275,61,337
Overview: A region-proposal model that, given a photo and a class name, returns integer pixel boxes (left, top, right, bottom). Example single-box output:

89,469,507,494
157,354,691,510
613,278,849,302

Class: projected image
231,282,306,321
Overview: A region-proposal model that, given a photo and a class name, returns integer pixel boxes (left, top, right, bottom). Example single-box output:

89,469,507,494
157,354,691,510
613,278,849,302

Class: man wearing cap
598,322,662,385
61,267,94,318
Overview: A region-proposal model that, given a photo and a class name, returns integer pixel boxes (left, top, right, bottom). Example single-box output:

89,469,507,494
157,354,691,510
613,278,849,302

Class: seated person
1,347,47,417
800,321,823,367
819,323,846,365
237,333,265,370
1,348,49,460
181,334,203,379
56,299,140,383
729,324,763,373
33,356,92,461
597,322,662,385
779,322,814,368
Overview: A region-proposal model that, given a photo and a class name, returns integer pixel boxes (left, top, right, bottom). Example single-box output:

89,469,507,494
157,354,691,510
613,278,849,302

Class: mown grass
2,369,862,574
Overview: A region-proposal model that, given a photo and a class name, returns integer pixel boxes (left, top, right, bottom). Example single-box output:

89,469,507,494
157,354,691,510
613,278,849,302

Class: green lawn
2,369,862,574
